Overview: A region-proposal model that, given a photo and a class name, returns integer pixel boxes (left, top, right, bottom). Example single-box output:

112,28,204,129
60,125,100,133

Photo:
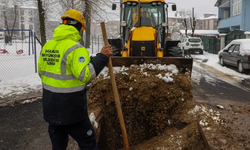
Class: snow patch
188,104,221,126
21,98,40,104
89,113,98,129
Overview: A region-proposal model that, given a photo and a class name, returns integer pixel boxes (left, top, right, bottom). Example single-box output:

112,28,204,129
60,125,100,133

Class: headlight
132,2,137,6
121,21,127,27
152,2,156,6
157,2,161,5
162,22,167,26
127,2,131,5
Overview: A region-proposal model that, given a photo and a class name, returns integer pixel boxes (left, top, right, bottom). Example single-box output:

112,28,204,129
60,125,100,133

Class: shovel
100,22,129,150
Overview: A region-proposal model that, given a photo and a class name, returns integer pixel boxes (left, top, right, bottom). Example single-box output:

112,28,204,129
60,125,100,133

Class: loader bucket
111,56,193,75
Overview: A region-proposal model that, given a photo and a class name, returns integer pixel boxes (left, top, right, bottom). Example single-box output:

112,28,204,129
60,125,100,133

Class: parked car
178,37,204,54
218,39,250,73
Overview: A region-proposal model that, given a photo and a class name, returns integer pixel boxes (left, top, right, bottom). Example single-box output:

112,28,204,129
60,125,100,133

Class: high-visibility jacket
38,24,108,125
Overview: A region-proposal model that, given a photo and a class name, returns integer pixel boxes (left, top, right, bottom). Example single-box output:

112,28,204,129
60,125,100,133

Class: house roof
180,30,219,36
198,15,218,20
214,0,222,7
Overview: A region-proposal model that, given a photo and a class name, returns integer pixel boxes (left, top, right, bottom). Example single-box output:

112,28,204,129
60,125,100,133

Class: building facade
196,13,218,30
0,0,37,38
215,0,250,33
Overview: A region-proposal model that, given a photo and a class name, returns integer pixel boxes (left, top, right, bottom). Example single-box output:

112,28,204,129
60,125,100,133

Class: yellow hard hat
61,9,86,31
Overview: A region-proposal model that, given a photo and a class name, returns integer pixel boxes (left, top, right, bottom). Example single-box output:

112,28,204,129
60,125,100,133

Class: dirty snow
192,51,250,81
99,63,179,83
89,113,98,129
188,104,221,126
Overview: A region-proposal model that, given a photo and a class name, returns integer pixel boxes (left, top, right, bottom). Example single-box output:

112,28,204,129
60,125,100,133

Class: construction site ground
0,64,250,150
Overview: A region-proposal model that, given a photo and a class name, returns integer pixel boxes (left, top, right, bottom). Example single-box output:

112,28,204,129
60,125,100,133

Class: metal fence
201,30,247,54
0,29,42,81
90,35,122,56
201,37,221,54
225,30,246,45
0,33,118,81
89,35,105,54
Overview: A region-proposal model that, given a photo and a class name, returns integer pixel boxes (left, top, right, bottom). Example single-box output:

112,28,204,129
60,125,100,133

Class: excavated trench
96,102,194,150
88,65,206,149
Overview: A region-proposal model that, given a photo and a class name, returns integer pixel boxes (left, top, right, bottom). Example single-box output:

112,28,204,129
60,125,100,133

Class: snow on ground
193,51,250,80
0,48,250,100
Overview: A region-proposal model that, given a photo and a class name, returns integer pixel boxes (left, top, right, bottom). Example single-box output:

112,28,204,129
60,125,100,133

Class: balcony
218,15,241,30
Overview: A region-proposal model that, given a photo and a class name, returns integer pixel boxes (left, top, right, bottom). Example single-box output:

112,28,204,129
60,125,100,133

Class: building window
21,16,24,22
29,10,33,16
29,17,33,23
232,0,241,16
20,10,24,15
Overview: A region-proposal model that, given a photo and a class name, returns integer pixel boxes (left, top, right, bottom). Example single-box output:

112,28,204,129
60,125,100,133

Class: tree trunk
84,1,91,48
10,5,18,37
191,8,196,37
37,0,47,46
79,31,84,46
191,18,196,37
182,18,188,37
3,7,10,36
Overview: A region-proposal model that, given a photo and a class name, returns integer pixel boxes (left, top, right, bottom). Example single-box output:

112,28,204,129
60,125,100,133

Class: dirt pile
87,64,221,150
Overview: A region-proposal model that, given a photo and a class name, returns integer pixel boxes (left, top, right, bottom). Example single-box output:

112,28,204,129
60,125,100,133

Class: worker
38,9,112,150
141,9,155,27
133,8,155,27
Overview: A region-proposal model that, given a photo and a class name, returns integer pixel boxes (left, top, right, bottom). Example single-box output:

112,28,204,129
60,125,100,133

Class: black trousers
48,117,98,150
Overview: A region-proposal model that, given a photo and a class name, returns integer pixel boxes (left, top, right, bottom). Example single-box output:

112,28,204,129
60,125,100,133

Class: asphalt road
0,59,250,150
192,60,250,143
0,100,51,150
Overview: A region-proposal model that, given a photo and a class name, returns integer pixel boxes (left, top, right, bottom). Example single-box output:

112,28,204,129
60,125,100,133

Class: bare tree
82,0,114,47
55,0,113,48
182,18,188,37
1,0,19,39
83,0,91,48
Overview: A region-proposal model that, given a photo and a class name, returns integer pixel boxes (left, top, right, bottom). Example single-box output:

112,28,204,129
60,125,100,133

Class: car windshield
188,38,201,42
124,3,164,28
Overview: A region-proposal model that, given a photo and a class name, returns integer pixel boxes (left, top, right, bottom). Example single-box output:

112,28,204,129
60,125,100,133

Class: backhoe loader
109,0,193,74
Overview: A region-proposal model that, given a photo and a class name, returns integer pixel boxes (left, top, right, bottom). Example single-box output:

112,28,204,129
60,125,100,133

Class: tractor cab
124,2,165,28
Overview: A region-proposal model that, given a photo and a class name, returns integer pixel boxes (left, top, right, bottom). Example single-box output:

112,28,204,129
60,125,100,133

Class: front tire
168,46,183,57
238,62,245,73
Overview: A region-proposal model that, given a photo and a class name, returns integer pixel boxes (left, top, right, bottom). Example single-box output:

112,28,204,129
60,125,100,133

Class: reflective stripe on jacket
38,24,96,93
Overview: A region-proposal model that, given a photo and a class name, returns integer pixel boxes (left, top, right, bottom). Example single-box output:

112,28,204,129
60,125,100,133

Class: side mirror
112,3,117,10
172,5,176,11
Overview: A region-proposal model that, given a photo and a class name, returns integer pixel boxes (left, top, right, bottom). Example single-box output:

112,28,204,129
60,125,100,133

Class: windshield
124,3,164,28
188,38,201,42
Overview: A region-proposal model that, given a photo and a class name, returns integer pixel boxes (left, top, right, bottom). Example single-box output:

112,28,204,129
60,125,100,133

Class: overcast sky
170,0,218,18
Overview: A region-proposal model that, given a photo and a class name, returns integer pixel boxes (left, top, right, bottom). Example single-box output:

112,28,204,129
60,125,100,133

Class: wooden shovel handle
100,22,129,150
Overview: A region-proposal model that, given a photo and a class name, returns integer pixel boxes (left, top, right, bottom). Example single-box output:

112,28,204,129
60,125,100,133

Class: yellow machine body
109,0,193,74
